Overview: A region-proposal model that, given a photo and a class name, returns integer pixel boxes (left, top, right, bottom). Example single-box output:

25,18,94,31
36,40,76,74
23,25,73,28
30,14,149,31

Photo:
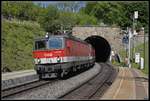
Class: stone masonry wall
72,26,123,53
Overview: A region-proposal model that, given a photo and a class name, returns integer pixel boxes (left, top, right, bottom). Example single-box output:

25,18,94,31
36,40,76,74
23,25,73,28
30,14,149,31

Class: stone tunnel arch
85,35,111,62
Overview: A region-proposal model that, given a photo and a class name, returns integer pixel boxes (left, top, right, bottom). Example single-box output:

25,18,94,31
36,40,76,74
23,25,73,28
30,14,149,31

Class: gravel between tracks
4,63,101,100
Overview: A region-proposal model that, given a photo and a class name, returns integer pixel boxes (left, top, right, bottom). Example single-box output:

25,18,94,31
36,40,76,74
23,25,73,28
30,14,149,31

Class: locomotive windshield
48,38,63,49
35,40,46,50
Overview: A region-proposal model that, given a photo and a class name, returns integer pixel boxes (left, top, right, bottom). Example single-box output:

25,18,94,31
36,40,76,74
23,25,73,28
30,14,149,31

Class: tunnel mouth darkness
85,35,111,62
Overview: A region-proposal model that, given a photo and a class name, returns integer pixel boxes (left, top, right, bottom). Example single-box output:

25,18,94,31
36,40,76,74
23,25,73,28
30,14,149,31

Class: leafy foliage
37,5,60,33
119,42,149,75
76,13,98,25
80,1,149,30
2,1,148,31
2,1,42,21
2,19,45,71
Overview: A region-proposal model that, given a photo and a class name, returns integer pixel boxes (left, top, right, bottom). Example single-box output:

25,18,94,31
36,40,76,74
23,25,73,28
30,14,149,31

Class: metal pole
126,43,128,57
128,28,131,68
132,15,135,61
144,29,145,69
132,11,138,63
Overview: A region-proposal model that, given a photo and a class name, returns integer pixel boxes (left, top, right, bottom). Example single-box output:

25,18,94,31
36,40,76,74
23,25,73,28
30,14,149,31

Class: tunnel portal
85,36,111,62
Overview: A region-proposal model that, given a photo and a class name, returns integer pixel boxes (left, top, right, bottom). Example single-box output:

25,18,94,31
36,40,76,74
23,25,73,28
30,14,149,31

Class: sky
33,1,86,12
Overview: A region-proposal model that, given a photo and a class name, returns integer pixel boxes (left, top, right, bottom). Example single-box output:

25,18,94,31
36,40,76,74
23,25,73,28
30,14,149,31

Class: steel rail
2,80,54,98
59,63,118,100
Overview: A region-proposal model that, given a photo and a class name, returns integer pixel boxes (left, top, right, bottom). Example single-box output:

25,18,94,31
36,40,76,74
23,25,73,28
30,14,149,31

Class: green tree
2,19,45,71
57,12,78,30
121,1,149,30
2,1,21,19
2,1,42,21
80,1,148,30
76,13,98,26
38,5,59,33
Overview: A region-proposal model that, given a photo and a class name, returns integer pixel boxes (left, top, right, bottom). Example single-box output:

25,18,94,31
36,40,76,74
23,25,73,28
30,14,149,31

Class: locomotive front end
33,36,65,79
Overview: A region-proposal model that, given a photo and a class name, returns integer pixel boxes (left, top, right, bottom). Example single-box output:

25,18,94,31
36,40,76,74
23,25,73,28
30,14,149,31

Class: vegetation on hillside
2,19,45,71
81,1,149,31
131,42,149,74
119,42,149,75
2,1,149,32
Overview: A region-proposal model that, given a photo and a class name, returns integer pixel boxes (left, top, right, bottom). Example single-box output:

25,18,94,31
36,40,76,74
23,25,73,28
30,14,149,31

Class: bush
2,19,46,71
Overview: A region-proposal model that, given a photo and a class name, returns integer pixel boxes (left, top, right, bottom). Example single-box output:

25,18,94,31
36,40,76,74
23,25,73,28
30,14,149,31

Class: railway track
2,63,117,100
1,65,95,99
1,79,55,98
59,63,118,100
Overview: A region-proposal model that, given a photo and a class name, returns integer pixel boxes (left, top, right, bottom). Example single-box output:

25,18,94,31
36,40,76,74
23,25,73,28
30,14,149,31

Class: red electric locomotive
33,32,95,79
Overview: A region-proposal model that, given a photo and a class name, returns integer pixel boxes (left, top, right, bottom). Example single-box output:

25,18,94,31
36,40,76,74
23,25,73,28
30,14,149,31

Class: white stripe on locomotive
34,56,94,64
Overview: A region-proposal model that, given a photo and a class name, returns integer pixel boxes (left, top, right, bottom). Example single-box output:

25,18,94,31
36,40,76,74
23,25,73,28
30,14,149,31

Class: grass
118,42,149,75
131,42,149,74
2,19,46,72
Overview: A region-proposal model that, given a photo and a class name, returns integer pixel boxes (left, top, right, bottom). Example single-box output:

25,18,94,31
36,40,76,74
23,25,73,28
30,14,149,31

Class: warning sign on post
135,53,140,63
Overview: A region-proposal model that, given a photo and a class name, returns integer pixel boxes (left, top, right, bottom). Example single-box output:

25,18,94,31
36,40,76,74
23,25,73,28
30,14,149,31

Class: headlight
57,57,61,62
37,59,41,63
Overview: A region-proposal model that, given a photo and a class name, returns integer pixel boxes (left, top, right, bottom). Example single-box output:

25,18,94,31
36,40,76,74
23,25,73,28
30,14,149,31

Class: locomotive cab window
35,40,46,50
48,38,63,49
